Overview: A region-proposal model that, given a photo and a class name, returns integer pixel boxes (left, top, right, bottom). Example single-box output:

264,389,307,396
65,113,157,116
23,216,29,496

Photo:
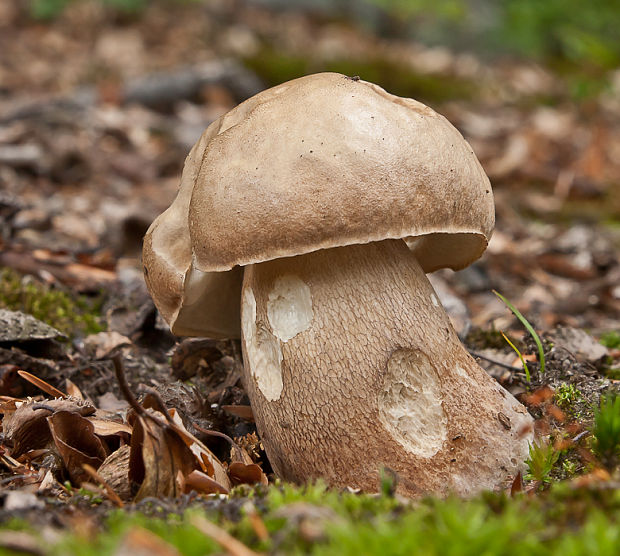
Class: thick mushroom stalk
241,239,532,497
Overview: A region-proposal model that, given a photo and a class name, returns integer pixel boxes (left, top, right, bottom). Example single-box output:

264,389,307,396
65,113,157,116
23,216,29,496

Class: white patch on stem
379,349,447,458
267,275,313,342
242,286,283,401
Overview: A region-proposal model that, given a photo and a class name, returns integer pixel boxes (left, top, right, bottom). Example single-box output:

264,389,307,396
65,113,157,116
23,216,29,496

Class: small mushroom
143,73,533,497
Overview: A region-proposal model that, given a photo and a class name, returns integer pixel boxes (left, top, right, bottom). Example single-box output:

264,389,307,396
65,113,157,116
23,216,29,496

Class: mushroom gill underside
239,239,533,497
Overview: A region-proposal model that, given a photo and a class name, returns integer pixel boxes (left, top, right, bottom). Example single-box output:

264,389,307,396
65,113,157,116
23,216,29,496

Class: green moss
555,384,584,411
3,482,620,555
592,394,620,471
0,268,105,339
605,368,620,380
600,331,620,350
243,48,477,104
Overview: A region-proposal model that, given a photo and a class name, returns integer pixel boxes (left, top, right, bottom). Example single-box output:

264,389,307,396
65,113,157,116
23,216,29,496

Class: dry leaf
87,417,132,437
168,408,231,491
184,469,229,495
3,398,94,458
47,410,108,484
228,462,268,487
0,309,65,342
129,410,196,501
227,441,267,486
510,471,523,496
97,391,129,412
4,408,53,458
17,371,66,399
64,379,84,400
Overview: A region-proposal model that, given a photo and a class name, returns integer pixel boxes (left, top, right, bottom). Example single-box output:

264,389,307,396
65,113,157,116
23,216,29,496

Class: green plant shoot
500,332,530,382
493,290,545,375
525,439,559,486
592,394,620,471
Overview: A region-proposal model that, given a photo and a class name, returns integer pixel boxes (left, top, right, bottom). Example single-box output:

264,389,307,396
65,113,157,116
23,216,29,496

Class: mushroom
143,73,533,497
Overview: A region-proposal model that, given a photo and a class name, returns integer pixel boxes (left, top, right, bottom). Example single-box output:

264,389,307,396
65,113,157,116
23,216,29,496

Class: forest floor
0,1,619,554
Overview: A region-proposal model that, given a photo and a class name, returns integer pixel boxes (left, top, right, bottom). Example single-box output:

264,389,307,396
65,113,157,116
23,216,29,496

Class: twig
111,353,144,416
194,423,244,462
82,463,124,508
190,514,263,556
111,355,171,433
572,431,590,443
140,386,175,426
467,350,524,373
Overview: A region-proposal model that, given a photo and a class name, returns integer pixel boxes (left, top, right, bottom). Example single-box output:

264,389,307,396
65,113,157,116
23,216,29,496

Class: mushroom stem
240,239,532,497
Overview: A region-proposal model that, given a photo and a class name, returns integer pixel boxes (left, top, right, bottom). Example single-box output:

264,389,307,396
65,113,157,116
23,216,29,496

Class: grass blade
493,290,545,375
501,332,531,382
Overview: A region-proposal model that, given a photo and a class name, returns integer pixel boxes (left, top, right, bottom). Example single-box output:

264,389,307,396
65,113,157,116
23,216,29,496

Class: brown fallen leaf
168,408,232,491
194,423,267,487
64,379,84,400
129,410,196,501
184,469,229,495
3,398,95,458
97,391,129,412
0,248,117,291
0,365,24,398
47,410,108,484
87,417,132,438
0,450,22,471
228,462,268,487
510,471,523,496
17,370,66,399
113,355,231,497
225,435,268,486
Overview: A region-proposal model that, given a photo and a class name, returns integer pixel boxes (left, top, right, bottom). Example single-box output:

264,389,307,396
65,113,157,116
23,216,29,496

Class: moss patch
0,268,105,339
3,482,620,555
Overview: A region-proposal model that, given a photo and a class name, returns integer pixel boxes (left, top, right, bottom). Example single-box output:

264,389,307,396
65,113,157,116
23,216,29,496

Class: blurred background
0,0,619,342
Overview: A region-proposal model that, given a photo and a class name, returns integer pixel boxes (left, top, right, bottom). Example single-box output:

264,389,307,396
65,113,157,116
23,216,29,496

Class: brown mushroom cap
143,72,494,338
